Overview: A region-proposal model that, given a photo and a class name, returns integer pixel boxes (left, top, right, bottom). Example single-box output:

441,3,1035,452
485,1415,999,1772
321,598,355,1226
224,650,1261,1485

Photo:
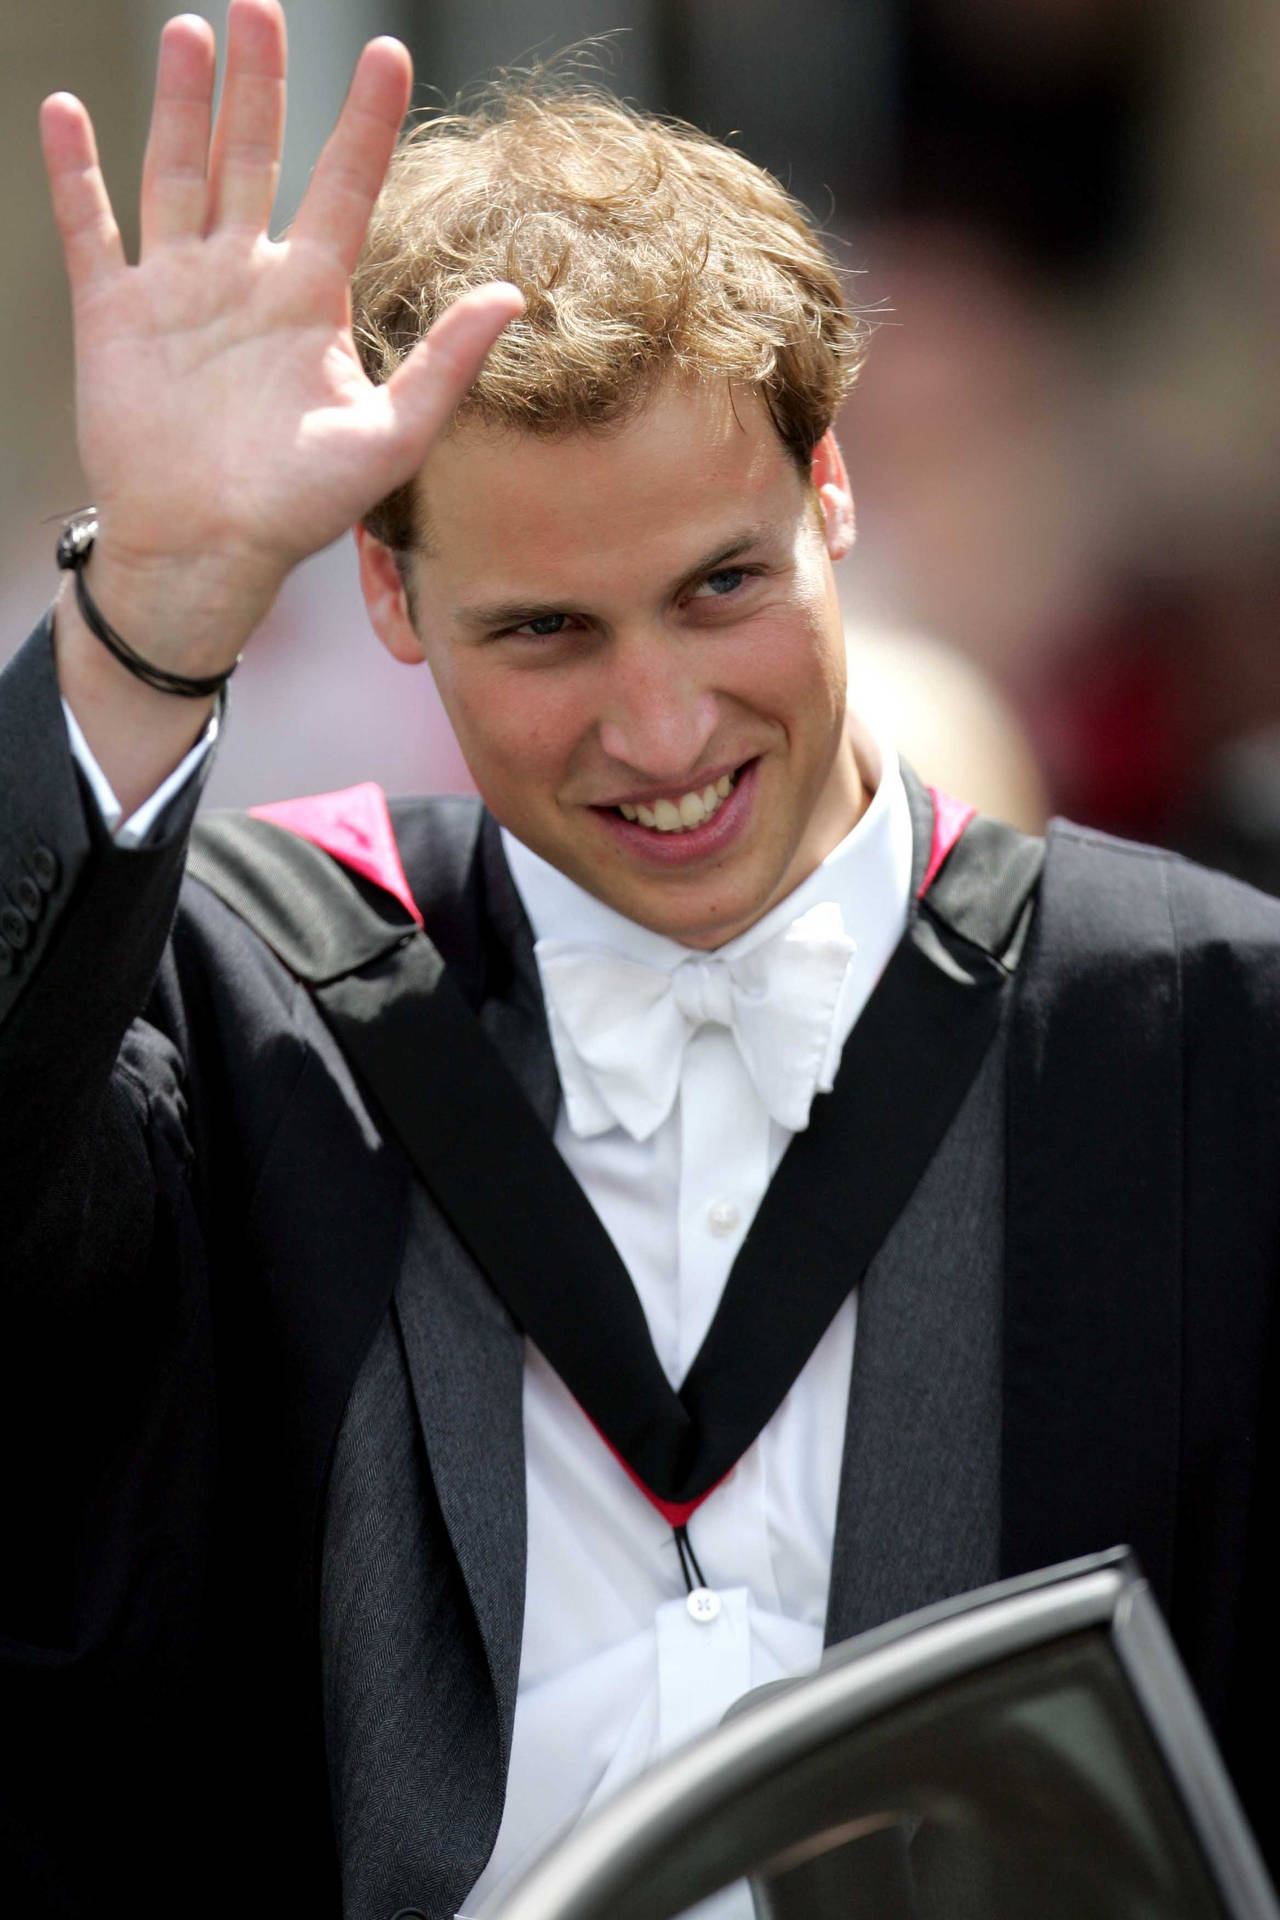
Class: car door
486,1549,1278,1920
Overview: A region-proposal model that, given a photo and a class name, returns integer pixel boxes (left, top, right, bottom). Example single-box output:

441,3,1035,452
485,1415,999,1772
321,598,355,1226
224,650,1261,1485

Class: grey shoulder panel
188,812,415,986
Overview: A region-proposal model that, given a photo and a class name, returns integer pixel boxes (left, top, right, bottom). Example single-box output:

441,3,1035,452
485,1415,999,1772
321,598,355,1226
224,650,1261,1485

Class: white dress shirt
471,742,913,1912
63,709,915,1914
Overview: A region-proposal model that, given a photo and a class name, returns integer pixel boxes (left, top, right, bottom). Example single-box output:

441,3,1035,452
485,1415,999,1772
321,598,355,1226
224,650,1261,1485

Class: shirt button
707,1198,740,1237
687,1586,721,1624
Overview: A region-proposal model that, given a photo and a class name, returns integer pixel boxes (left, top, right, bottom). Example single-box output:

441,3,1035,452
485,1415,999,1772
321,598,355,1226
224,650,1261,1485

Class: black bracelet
56,512,241,700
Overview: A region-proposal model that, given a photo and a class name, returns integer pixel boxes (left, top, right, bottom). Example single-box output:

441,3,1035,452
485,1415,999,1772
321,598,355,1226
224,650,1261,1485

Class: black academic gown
1,615,1278,1916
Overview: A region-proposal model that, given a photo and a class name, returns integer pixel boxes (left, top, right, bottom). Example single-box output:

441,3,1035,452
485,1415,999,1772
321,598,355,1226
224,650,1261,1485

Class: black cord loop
672,1522,707,1595
56,512,241,700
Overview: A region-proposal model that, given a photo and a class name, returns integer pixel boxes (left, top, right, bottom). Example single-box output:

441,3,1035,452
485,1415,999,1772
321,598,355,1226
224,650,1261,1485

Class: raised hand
40,0,521,689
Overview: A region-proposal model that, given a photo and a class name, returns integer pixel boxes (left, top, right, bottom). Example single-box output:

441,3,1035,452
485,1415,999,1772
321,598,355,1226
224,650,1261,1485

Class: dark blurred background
4,0,1277,886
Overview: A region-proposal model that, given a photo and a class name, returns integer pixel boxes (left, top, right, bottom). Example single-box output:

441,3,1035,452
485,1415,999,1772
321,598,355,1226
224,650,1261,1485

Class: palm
41,0,519,636
75,234,386,569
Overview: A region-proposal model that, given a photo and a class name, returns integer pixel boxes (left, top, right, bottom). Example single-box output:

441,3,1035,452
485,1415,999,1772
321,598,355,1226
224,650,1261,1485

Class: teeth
617,770,739,833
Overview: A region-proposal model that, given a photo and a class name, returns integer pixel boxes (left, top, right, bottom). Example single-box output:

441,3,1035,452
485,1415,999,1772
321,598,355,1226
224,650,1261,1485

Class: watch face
488,1553,1277,1920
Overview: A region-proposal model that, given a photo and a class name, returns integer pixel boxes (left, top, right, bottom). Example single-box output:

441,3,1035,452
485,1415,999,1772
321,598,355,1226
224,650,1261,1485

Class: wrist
73,524,281,679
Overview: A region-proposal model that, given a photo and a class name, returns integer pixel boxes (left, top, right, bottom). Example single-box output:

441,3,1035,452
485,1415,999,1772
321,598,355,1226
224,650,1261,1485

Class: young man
3,5,1278,1917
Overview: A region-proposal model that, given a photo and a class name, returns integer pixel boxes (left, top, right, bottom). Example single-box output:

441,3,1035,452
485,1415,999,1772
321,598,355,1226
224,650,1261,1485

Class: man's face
360,379,863,949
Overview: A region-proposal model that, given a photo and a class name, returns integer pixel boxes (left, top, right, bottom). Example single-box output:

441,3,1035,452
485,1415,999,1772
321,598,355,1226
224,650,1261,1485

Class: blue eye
522,613,568,636
703,569,746,596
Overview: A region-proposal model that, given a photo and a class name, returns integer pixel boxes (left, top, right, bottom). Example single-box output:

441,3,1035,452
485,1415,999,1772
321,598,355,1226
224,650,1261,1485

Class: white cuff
61,697,219,848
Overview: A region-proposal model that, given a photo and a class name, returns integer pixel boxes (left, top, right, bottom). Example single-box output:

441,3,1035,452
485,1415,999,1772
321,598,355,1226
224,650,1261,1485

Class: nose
596,629,719,780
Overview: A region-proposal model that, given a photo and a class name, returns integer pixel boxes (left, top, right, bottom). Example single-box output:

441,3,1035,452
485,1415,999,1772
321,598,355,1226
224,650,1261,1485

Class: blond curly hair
351,82,869,549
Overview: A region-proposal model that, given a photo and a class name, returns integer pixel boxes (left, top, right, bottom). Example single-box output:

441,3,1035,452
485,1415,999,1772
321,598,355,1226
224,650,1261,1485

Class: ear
811,431,855,561
355,525,427,665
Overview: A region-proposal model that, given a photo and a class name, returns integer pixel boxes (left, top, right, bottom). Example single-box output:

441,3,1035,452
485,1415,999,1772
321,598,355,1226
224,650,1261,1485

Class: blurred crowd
4,0,1276,888
834,0,1280,890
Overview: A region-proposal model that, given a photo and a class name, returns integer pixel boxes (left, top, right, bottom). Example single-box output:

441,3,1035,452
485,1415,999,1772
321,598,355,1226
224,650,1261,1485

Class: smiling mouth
611,770,739,834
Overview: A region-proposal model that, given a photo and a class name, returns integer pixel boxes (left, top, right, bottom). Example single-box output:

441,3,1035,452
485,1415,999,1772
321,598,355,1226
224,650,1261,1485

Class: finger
207,0,287,234
39,93,126,291
381,284,526,460
140,15,216,253
288,38,412,275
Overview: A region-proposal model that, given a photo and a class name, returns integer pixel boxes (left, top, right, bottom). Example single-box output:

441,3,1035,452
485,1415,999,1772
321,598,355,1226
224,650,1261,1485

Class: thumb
382,281,525,454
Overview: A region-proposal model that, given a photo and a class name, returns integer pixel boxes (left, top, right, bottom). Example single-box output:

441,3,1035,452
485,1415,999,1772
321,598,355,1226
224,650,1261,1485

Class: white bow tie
535,901,857,1141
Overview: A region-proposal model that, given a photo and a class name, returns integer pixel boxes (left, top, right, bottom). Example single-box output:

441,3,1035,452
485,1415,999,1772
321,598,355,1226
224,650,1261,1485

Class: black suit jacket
2,616,1278,1915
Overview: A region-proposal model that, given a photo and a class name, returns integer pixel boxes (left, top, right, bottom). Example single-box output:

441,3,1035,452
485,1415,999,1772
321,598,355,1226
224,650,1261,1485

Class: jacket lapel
825,774,1005,1643
394,1185,528,1739
318,811,550,1918
825,1028,1006,1643
392,808,559,1740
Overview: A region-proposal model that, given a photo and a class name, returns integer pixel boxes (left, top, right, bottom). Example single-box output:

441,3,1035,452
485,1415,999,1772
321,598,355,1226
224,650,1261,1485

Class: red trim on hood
918,787,975,899
584,1413,727,1529
249,782,423,928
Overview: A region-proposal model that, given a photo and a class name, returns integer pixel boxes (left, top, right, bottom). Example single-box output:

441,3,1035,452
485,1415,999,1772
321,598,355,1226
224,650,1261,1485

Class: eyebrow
450,529,772,633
